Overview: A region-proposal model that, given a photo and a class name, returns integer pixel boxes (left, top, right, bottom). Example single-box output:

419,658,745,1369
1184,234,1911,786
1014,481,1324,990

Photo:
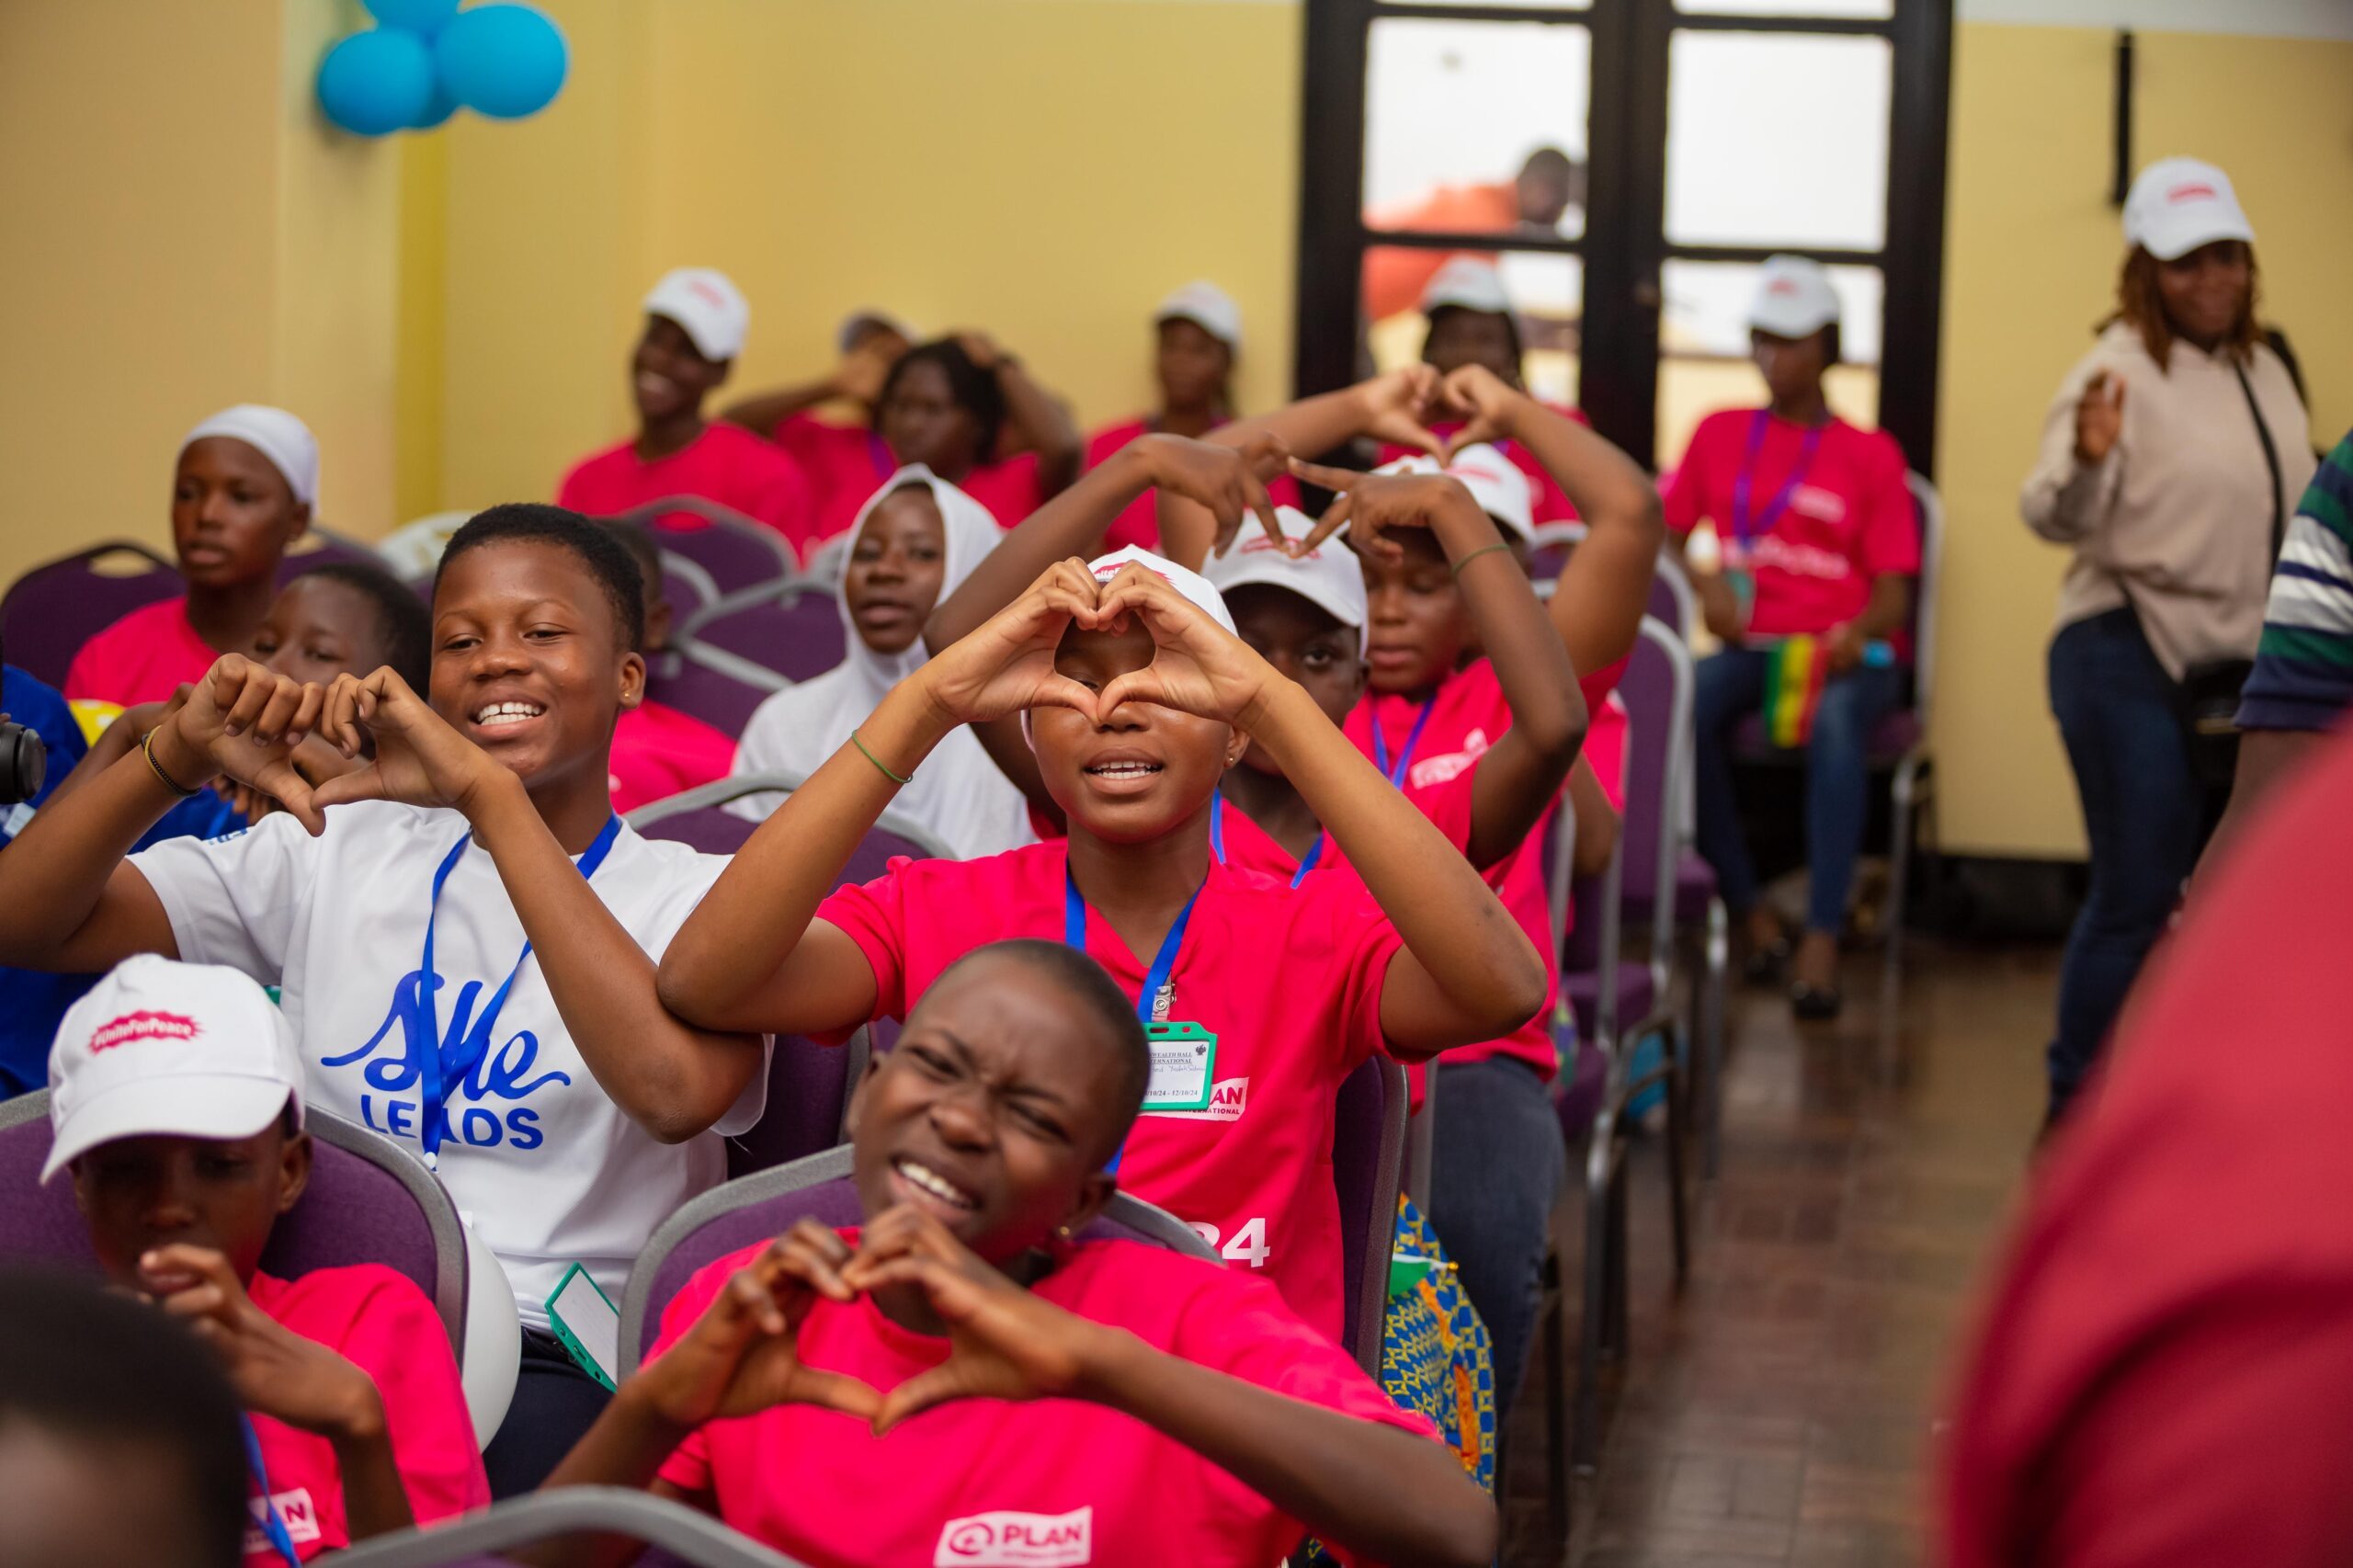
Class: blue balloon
410,84,459,131
363,0,460,34
433,4,569,121
316,28,437,138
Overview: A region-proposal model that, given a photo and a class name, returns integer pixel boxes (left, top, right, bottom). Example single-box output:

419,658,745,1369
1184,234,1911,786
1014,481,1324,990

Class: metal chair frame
331,1487,811,1567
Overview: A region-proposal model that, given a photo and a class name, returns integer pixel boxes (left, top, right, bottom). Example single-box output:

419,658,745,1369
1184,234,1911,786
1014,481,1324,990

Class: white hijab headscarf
731,467,1034,858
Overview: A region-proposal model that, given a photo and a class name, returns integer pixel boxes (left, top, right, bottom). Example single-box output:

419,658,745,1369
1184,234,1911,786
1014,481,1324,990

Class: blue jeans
1692,646,1902,935
2045,609,2206,1118
1426,1057,1565,1415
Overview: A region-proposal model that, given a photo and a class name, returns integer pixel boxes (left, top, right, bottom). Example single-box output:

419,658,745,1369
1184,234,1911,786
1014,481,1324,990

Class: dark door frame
1293,0,1954,474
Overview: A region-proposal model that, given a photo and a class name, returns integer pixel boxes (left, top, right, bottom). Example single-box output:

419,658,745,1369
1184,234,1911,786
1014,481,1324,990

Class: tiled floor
1495,938,2057,1567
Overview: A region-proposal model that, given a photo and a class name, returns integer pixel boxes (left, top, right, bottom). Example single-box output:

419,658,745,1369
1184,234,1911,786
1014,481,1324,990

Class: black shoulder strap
2234,358,2287,563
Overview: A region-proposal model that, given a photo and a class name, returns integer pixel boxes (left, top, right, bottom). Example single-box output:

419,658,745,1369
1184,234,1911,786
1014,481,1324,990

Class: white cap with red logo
1154,281,1244,352
643,267,750,362
1417,256,1514,317
1747,255,1843,340
1086,543,1237,635
2124,157,2254,262
42,955,305,1184
1373,444,1535,542
1202,515,1369,653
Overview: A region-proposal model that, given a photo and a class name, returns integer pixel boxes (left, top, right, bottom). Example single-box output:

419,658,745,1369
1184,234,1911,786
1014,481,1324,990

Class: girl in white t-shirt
0,504,768,1496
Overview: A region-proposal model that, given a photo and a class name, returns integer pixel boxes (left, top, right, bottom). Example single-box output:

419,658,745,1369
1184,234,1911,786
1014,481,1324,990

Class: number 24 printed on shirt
1187,1215,1271,1268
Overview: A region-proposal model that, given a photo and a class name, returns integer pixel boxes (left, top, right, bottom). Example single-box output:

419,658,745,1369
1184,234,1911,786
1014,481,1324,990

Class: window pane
1363,18,1591,265
1677,0,1891,17
1655,259,1881,468
1665,30,1890,249
1364,248,1582,410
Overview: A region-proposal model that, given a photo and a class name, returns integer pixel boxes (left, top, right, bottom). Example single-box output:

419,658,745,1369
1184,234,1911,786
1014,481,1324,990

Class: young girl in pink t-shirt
44,956,487,1562
65,405,318,709
727,332,1086,546
536,938,1494,1568
656,437,1550,1346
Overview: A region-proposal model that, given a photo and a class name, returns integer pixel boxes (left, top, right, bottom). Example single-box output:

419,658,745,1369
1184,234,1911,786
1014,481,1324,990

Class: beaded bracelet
142,730,201,798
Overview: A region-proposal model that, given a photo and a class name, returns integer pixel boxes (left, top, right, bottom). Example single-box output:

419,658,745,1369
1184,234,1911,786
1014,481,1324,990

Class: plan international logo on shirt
244,1487,322,1556
934,1507,1093,1567
1151,1075,1249,1123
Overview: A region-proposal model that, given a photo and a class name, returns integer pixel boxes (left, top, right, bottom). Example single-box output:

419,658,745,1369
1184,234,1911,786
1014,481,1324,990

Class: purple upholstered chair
619,497,798,597
628,774,956,870
0,1096,466,1353
1334,1055,1408,1377
679,585,846,686
0,541,182,687
720,1031,870,1182
331,1489,808,1568
643,651,780,741
617,1145,1218,1374
1542,618,1694,1501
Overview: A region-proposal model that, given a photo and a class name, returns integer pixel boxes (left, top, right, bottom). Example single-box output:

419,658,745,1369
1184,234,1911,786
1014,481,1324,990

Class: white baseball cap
1202,516,1369,654
2124,157,2255,262
181,405,319,509
643,267,750,362
1086,543,1236,635
1747,256,1843,340
1154,281,1243,352
1418,256,1513,317
1373,444,1535,542
836,307,921,355
43,956,305,1185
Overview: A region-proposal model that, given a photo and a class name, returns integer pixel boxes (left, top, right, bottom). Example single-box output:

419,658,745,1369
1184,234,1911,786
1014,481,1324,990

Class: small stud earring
1054,1224,1073,1242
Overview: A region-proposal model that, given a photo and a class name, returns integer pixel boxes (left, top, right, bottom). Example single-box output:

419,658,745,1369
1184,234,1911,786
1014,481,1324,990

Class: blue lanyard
242,1415,301,1567
1729,410,1826,548
415,813,622,1165
1063,867,1204,1175
1209,792,1323,888
1370,696,1439,788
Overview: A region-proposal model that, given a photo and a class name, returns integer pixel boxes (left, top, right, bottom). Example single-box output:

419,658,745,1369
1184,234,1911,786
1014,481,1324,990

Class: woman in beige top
2022,157,2314,1126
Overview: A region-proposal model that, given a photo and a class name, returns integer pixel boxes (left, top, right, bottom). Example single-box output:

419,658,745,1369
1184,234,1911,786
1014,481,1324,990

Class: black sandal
1790,983,1843,1022
1743,937,1792,987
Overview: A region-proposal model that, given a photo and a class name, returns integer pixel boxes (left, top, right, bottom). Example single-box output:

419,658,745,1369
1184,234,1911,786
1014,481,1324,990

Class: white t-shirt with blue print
131,801,767,1327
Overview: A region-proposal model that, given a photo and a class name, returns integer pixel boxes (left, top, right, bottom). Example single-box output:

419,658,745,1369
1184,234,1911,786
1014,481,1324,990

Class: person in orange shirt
1360,147,1584,324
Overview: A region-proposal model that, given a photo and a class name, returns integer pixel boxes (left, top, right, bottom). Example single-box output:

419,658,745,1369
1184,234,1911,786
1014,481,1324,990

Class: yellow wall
417,0,1301,517
0,0,405,590
1933,22,2353,857
9,2,2347,862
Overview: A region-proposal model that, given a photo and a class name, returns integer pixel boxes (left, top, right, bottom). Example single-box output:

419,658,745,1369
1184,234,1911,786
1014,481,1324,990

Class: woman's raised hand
1434,363,1528,461
916,561,1109,727
840,1205,1106,1435
310,668,503,816
1092,564,1273,728
633,1221,882,1429
1356,364,1447,460
1285,459,1473,563
2073,371,2126,465
1138,432,1292,561
159,655,331,834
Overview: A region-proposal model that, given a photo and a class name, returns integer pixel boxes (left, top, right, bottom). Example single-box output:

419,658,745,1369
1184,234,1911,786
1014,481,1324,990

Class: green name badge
1141,1021,1218,1112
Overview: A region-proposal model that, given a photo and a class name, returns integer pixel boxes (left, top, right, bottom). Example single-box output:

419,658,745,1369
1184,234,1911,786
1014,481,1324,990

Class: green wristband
1451,541,1515,578
850,729,914,786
